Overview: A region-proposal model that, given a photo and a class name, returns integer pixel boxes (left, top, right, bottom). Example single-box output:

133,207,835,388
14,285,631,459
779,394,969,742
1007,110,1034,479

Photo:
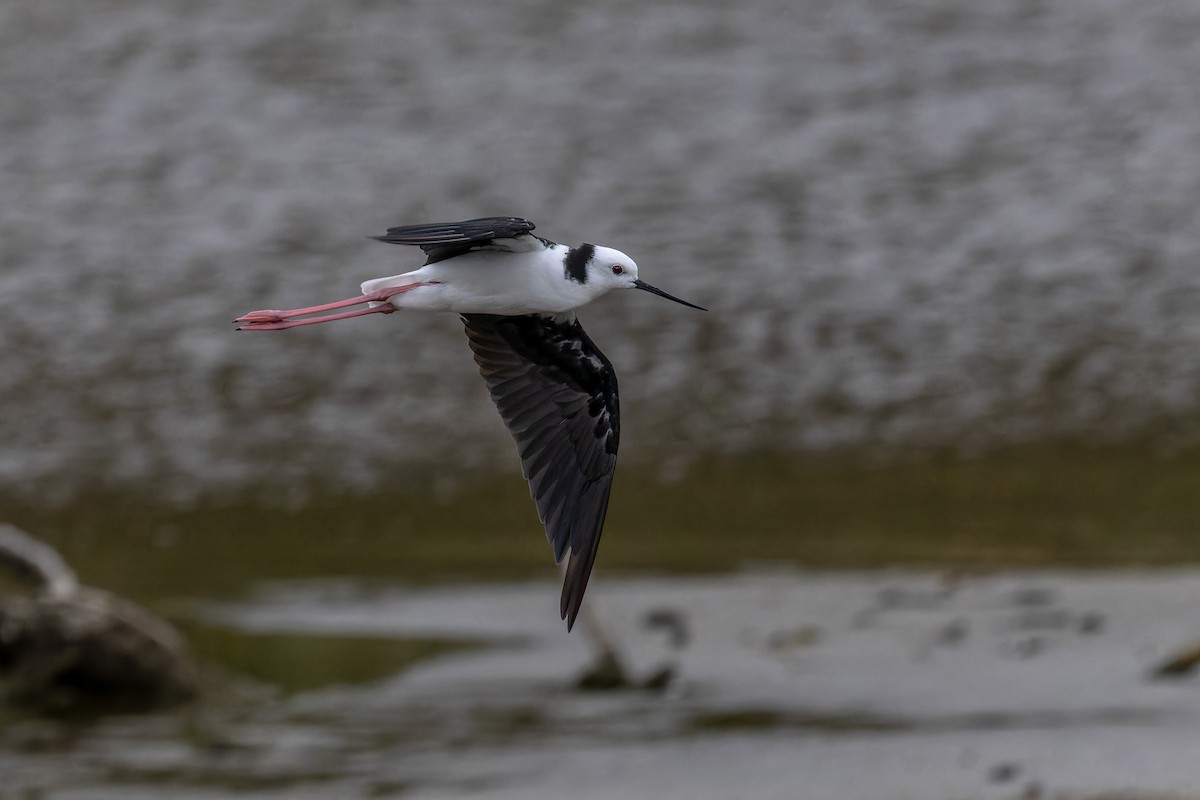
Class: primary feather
462,313,619,630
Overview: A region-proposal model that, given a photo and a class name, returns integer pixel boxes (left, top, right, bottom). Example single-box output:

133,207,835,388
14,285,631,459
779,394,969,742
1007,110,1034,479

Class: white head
567,243,706,310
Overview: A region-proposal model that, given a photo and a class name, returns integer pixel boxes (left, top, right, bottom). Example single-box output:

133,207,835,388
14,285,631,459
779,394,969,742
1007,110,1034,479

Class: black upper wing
462,313,620,630
372,217,549,264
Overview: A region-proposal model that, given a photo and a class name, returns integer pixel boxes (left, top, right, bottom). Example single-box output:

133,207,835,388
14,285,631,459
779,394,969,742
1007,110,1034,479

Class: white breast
361,246,604,315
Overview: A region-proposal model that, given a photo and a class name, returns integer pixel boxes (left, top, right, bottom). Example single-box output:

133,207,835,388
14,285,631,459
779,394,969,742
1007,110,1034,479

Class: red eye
611,264,624,275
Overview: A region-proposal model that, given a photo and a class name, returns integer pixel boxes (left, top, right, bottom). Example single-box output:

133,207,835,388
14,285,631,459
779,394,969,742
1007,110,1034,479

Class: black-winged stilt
236,217,704,629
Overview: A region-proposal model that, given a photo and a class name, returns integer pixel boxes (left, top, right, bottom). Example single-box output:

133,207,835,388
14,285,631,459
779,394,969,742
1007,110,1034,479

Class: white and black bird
237,217,704,629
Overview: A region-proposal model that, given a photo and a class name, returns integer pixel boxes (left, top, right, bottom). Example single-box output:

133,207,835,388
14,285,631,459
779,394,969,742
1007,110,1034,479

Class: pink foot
235,283,429,331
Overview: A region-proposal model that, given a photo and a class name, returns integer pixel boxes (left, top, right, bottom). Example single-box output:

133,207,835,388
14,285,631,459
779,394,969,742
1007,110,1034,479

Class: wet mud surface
4,570,1200,799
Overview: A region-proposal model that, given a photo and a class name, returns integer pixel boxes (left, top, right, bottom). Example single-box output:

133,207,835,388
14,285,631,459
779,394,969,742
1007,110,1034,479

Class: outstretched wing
372,217,550,264
462,313,620,630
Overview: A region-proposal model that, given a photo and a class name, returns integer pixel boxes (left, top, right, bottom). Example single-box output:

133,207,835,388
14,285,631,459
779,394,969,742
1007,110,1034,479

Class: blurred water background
4,0,1200,504
3,0,1200,797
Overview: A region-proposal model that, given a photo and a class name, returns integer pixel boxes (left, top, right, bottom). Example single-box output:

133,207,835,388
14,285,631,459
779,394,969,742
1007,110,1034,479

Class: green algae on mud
689,709,908,734
182,625,477,694
4,445,1200,605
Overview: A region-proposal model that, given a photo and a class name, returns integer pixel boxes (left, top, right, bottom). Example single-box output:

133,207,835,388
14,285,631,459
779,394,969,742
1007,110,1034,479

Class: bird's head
586,245,706,310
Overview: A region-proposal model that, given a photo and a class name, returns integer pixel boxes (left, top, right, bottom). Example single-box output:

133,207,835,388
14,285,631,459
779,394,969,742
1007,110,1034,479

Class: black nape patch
563,243,595,284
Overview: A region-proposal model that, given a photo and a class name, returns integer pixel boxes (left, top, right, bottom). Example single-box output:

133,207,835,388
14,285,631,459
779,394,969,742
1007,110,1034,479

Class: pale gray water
3,0,1200,500
5,570,1200,798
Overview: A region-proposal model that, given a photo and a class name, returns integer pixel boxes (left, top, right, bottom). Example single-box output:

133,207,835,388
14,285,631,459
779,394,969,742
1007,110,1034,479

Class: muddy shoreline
4,569,1200,798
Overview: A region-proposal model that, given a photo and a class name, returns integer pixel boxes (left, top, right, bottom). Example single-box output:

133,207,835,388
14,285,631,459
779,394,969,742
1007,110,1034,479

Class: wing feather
372,217,550,264
462,313,620,630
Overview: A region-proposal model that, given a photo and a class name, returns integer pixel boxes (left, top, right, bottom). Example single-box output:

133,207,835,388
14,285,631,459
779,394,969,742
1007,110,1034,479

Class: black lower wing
462,313,620,630
372,217,545,264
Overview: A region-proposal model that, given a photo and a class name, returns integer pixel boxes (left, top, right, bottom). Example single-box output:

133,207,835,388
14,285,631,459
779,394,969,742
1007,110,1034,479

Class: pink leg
235,283,431,331
237,304,396,331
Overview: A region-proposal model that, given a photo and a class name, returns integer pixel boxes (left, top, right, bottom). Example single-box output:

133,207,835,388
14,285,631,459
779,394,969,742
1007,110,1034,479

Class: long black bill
633,279,707,311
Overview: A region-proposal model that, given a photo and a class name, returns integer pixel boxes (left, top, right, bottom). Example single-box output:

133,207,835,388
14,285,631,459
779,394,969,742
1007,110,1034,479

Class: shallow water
6,447,1200,609
4,570,1200,799
2,1,1200,501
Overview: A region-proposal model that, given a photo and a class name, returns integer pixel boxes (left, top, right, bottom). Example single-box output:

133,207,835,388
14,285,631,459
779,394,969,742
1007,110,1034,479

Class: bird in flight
236,217,704,629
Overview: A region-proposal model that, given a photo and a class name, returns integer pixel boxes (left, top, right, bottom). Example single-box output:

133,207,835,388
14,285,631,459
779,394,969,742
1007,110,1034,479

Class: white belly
360,248,595,315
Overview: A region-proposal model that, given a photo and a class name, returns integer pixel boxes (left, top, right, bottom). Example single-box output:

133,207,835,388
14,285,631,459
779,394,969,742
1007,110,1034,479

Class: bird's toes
234,310,287,324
